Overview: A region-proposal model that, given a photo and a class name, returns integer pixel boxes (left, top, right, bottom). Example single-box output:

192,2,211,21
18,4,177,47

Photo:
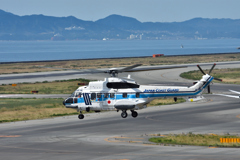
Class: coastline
1,51,240,64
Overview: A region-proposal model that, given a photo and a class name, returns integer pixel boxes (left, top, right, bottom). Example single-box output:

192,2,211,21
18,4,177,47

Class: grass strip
148,98,186,107
0,98,80,123
149,133,240,147
0,78,90,94
0,97,186,123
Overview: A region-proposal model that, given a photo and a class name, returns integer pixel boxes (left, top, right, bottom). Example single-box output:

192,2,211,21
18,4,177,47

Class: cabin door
96,93,103,108
103,93,116,109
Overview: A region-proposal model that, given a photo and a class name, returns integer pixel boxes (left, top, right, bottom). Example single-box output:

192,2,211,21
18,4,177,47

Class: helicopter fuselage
64,75,213,113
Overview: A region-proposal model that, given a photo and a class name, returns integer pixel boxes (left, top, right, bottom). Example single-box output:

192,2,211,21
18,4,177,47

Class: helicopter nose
63,100,66,106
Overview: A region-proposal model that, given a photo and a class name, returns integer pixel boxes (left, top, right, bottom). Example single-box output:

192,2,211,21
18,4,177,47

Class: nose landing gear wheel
121,111,128,118
131,111,138,118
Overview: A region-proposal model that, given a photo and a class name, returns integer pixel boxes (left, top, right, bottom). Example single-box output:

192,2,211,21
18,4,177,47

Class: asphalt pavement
1,61,240,160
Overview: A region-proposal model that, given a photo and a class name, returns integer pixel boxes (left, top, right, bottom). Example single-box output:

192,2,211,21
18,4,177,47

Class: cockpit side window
75,92,82,98
76,92,82,98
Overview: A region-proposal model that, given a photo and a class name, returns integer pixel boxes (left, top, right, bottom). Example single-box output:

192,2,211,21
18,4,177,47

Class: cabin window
104,93,109,98
136,92,140,98
97,93,102,98
123,93,127,98
110,93,115,98
91,93,96,100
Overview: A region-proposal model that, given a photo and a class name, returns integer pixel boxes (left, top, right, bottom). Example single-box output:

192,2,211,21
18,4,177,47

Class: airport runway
1,61,240,159
1,61,240,85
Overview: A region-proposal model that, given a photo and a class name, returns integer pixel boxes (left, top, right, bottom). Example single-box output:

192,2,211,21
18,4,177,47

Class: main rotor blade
124,65,187,72
37,66,105,73
37,64,188,75
197,65,206,75
118,64,142,72
208,63,216,74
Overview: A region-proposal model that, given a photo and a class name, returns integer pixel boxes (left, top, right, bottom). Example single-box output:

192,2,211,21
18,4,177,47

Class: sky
1,0,240,22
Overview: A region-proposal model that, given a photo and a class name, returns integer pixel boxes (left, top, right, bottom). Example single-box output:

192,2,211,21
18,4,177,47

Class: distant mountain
96,14,142,30
1,9,240,40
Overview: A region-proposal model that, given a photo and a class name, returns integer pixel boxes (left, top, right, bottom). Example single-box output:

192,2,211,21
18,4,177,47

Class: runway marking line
104,159,130,160
118,137,144,139
160,73,166,79
236,114,240,119
104,137,144,143
104,137,125,143
209,133,217,136
0,135,21,138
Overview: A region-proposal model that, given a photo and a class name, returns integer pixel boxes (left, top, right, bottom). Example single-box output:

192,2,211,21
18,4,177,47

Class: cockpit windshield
70,92,75,97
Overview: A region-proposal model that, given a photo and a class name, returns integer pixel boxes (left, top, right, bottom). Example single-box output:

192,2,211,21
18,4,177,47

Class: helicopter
62,63,221,119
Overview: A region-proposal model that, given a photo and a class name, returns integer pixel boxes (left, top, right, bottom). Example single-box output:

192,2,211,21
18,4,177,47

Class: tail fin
190,74,214,94
190,64,222,94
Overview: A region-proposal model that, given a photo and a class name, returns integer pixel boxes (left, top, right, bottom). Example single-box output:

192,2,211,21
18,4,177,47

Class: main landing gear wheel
78,114,84,119
78,111,84,119
121,111,128,118
131,110,138,118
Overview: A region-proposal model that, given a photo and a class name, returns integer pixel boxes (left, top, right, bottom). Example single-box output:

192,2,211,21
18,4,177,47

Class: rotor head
104,64,142,77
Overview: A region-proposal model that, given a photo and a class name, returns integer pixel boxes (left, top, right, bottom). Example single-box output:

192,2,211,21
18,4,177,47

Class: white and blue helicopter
63,63,221,119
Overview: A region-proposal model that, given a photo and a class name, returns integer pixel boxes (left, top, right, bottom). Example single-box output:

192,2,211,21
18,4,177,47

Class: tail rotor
197,65,206,75
208,63,216,75
197,63,222,93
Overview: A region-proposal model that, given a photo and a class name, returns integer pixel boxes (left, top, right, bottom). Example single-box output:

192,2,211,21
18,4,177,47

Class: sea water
0,39,240,62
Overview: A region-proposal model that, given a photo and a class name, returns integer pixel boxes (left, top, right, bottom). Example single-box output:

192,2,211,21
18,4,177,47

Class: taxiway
1,62,240,160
